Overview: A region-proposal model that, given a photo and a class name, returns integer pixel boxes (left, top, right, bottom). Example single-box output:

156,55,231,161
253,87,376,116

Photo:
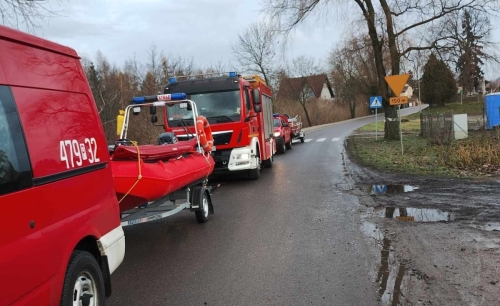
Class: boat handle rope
118,140,142,204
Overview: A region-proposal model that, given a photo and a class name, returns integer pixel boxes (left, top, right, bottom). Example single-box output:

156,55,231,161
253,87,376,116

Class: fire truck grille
212,132,232,146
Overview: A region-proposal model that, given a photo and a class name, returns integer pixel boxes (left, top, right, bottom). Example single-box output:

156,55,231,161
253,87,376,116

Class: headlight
274,132,280,137
235,153,249,160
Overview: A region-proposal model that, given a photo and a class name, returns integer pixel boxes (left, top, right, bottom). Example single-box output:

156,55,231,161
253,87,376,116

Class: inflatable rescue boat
110,93,215,213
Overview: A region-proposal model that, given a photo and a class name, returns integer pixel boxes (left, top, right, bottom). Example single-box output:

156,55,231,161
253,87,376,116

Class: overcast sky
11,0,500,79
30,0,343,71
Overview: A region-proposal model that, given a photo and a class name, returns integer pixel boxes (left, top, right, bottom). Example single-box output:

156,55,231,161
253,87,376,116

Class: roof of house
277,73,334,100
401,84,410,94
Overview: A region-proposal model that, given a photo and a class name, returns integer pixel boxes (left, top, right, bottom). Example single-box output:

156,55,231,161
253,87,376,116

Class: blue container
485,93,500,129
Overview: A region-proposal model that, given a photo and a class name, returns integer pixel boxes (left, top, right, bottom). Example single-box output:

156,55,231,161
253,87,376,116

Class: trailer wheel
195,191,210,223
59,250,105,306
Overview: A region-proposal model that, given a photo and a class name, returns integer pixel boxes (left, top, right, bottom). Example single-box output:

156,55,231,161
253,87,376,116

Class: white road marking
316,138,326,142
332,138,340,141
304,139,312,142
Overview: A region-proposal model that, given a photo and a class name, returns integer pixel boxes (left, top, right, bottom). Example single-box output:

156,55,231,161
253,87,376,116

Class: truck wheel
300,137,304,143
195,191,210,223
286,138,292,150
59,250,105,306
262,153,273,168
247,155,261,180
277,137,286,154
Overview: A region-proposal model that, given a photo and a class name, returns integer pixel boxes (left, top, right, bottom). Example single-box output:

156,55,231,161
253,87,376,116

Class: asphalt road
107,106,426,306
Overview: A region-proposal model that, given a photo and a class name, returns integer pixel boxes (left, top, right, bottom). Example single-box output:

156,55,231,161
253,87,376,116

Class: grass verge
346,130,500,178
346,134,458,177
404,101,484,120
358,119,421,133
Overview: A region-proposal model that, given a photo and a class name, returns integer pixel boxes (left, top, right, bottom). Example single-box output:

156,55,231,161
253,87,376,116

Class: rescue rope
118,141,142,204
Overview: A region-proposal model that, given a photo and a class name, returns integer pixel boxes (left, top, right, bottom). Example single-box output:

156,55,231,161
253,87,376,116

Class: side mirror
150,105,157,115
151,115,158,123
254,104,262,113
252,88,261,105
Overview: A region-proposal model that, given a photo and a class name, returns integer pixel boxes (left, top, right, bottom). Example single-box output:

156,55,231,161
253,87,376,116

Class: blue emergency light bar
273,113,280,117
229,71,237,77
132,93,187,104
169,77,176,83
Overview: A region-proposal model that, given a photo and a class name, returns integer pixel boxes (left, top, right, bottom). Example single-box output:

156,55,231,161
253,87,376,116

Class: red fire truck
158,73,275,179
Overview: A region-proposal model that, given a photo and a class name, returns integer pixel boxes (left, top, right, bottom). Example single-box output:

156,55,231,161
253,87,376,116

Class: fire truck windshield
166,90,241,125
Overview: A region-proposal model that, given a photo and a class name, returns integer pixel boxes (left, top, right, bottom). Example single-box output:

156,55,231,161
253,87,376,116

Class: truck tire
300,137,304,143
276,137,286,154
262,153,273,168
285,138,292,150
247,154,261,180
59,250,105,306
195,191,210,223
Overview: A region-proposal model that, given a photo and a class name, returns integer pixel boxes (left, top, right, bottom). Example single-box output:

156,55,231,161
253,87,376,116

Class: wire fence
420,112,454,144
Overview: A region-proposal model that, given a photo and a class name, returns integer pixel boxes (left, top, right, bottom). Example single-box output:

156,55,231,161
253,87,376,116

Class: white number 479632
60,137,100,169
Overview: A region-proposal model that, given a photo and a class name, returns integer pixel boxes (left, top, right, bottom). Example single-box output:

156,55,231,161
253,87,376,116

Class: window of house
0,86,33,196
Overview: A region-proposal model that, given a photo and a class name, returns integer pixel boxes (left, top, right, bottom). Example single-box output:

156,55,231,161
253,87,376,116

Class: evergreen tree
421,53,458,106
456,9,486,93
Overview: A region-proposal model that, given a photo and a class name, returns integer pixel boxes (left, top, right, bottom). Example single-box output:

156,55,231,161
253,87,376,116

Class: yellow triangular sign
384,74,409,97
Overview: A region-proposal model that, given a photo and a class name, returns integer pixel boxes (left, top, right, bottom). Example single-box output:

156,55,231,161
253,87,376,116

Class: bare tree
264,0,500,139
203,60,231,75
231,20,281,90
0,0,64,33
158,53,198,83
329,36,381,118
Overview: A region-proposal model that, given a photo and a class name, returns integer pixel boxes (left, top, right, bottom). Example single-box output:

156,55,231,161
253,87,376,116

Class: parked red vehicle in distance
0,25,125,305
273,113,293,154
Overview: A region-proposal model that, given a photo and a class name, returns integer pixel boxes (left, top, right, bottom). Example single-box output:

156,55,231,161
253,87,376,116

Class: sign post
384,74,410,155
370,96,383,140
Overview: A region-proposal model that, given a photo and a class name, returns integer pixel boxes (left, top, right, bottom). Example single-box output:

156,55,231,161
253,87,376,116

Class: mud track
343,143,500,306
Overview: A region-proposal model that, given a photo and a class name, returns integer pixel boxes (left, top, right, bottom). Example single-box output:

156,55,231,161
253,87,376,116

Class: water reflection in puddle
383,207,454,222
360,219,408,305
368,184,419,195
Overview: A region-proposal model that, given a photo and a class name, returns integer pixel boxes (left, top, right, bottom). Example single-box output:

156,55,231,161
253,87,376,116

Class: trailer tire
195,191,210,223
59,250,105,306
276,137,286,154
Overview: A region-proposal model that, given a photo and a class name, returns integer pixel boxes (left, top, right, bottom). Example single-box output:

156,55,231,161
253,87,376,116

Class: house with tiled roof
276,73,335,102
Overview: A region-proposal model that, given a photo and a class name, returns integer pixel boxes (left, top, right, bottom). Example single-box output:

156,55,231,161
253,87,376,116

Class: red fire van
0,25,125,305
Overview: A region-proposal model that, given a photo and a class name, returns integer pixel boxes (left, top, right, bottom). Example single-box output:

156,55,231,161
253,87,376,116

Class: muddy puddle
364,206,454,223
383,207,454,222
360,220,412,305
363,184,419,195
470,222,500,232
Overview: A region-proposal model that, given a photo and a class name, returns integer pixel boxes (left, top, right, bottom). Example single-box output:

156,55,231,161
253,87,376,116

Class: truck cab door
244,87,258,134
